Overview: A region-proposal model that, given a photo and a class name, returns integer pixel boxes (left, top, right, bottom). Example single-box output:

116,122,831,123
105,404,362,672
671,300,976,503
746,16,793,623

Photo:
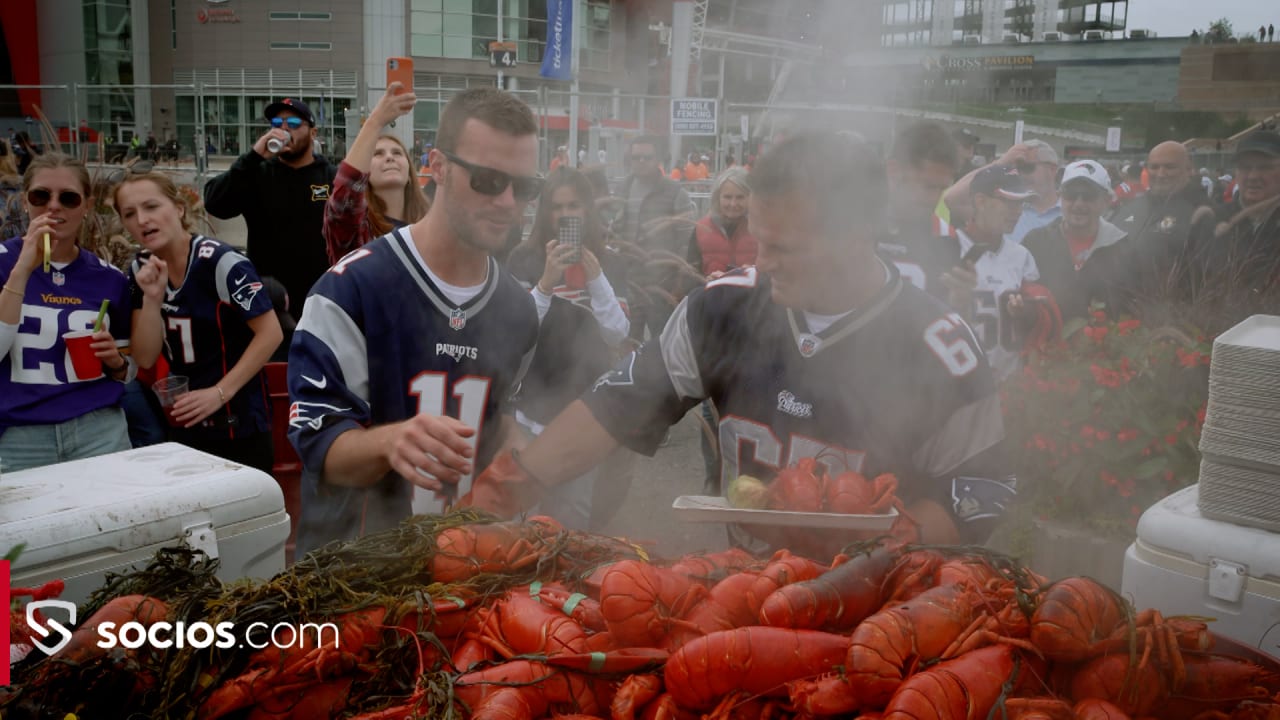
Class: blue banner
540,0,574,81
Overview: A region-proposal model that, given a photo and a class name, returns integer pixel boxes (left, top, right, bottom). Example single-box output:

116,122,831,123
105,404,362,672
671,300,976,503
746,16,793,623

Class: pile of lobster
6,515,1280,720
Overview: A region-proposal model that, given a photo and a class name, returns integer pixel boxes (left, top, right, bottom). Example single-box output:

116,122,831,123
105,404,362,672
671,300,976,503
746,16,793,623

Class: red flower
1117,479,1137,498
1176,348,1205,369
1197,404,1207,426
1165,433,1179,446
1100,470,1119,486
1080,425,1096,439
1092,310,1107,322
1084,326,1109,344
1090,363,1123,388
1117,319,1141,335
1094,428,1111,441
1117,428,1139,443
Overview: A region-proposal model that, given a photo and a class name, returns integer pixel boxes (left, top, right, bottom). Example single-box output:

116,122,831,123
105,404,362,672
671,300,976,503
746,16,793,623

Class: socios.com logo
26,600,77,656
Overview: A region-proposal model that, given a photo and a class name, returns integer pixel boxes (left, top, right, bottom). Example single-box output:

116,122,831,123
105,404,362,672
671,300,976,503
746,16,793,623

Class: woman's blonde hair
0,139,18,178
367,134,430,236
112,171,194,232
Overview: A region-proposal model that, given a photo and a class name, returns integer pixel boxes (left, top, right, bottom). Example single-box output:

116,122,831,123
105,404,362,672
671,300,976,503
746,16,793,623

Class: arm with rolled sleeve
587,272,630,347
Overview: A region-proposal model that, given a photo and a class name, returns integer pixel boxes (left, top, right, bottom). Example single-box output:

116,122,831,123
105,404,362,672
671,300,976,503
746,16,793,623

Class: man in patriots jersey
464,131,1014,548
940,166,1041,382
288,88,540,554
877,121,963,299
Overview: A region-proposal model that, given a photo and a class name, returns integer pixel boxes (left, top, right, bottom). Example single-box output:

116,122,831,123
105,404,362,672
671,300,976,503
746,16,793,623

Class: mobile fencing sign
671,98,718,136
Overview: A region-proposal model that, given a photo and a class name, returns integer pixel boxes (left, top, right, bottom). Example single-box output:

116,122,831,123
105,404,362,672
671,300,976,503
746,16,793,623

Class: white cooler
0,443,288,606
1122,484,1280,653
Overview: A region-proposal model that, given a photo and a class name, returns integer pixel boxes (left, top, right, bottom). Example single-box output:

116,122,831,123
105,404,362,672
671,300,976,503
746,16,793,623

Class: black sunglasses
440,150,543,201
27,188,84,209
270,116,306,130
1062,187,1104,202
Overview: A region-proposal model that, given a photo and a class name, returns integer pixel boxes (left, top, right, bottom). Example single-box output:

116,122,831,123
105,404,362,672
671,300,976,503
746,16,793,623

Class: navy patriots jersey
288,228,538,546
129,235,274,437
877,228,960,300
584,262,1012,542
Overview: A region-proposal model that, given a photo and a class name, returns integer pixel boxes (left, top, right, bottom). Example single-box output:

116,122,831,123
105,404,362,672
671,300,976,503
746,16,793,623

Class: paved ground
593,411,732,560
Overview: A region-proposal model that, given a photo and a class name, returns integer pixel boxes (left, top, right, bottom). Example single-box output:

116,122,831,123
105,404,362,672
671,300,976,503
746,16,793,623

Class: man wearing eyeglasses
287,88,541,554
204,97,338,322
617,136,697,257
1196,130,1280,312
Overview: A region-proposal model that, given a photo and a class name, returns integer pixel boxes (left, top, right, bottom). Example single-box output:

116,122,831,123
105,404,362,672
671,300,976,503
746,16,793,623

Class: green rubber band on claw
561,593,587,617
589,651,606,673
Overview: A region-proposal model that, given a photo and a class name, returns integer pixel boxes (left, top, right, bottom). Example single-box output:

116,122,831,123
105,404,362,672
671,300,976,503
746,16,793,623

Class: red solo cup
63,331,104,381
151,375,190,427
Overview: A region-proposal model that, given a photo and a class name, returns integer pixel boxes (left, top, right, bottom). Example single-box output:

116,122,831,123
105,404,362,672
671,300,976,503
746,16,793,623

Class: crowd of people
2,85,1278,559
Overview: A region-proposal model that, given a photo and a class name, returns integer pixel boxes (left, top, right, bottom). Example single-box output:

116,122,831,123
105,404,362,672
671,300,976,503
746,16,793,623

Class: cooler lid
0,443,284,571
1137,484,1280,581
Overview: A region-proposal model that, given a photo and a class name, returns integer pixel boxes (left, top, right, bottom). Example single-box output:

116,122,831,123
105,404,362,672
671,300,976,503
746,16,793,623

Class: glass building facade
409,0,612,72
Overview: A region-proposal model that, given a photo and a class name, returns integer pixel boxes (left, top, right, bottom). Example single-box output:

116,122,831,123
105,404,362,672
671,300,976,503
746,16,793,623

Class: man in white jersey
941,165,1041,382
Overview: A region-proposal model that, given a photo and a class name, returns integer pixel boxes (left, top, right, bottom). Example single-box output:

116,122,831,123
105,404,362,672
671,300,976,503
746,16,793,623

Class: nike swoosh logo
301,374,327,389
234,274,247,285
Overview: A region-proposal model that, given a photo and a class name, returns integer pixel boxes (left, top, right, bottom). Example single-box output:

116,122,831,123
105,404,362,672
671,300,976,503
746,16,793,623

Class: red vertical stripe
2,559,11,686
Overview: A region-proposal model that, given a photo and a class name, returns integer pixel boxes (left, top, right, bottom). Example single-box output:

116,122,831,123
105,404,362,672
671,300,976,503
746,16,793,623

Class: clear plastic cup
63,331,103,381
151,375,190,427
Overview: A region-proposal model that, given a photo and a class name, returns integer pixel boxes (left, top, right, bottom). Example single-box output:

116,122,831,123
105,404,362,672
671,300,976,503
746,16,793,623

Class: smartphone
386,57,414,95
558,216,583,264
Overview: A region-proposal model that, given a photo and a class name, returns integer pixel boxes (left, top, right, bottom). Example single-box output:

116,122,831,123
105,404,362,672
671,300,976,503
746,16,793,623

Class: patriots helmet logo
231,280,264,311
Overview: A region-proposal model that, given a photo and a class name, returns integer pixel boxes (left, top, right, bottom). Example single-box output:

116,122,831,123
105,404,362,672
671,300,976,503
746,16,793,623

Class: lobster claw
459,450,544,519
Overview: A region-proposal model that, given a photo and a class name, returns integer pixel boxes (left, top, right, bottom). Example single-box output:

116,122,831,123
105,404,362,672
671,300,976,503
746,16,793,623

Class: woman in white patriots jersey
116,172,283,473
0,154,134,472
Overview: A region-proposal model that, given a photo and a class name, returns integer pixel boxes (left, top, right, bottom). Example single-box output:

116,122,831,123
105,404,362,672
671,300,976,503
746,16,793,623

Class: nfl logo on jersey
449,308,467,331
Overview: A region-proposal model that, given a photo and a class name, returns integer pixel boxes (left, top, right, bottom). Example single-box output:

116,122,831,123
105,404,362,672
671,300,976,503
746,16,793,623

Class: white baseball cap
1059,160,1114,199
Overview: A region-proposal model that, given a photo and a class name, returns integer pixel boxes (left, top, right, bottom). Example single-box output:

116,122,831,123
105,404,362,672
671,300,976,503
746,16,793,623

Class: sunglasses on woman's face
440,150,543,202
27,188,84,209
270,116,306,130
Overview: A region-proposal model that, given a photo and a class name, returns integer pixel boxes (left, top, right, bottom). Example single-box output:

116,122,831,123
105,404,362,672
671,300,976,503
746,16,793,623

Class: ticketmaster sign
671,98,718,136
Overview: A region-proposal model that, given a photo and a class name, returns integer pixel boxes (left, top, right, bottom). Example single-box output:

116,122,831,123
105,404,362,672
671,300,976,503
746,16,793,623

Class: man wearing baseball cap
1200,130,1280,303
1006,140,1062,245
204,97,338,320
1022,160,1128,321
939,165,1041,381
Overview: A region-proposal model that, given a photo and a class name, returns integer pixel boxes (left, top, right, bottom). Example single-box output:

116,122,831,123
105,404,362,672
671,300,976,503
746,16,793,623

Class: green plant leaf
1063,317,1088,339
1135,457,1171,479
4,543,25,563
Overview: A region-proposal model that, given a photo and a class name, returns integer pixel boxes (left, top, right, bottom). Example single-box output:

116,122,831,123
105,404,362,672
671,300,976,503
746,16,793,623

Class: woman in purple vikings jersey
0,154,133,472
117,173,283,473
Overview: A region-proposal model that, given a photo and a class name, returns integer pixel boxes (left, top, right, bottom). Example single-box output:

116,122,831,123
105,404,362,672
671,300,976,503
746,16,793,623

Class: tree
1206,17,1234,43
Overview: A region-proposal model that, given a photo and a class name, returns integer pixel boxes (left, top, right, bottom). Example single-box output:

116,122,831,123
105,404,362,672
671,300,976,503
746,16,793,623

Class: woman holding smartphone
323,81,430,264
0,154,133,472
117,172,282,472
505,168,632,530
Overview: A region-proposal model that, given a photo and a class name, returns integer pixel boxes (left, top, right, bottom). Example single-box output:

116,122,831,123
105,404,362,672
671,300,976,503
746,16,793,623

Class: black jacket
1199,195,1280,315
1108,182,1217,305
1022,218,1129,321
505,246,633,425
204,151,338,319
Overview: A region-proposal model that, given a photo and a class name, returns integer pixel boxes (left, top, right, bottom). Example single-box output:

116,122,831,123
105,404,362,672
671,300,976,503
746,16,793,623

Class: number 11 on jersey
407,372,491,514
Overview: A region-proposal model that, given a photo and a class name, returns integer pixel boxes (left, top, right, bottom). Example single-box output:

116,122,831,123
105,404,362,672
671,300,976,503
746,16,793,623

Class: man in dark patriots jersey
288,88,540,553
463,131,1014,547
877,121,962,300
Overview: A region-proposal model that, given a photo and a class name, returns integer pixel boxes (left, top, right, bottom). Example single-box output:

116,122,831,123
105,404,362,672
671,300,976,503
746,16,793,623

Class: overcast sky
1127,1,1276,38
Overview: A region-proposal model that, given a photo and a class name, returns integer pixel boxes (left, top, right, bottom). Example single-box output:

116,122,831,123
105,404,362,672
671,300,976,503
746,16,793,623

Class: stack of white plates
1198,315,1280,531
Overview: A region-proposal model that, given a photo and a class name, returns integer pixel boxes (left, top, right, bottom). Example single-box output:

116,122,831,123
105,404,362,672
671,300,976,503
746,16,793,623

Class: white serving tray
672,495,898,530
1215,315,1280,353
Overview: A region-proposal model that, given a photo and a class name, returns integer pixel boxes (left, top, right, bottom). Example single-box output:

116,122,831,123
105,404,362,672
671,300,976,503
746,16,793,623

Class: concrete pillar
670,0,694,170
132,0,152,143
362,0,409,149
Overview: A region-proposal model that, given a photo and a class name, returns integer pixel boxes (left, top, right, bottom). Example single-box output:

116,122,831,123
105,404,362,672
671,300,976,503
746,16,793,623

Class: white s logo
26,600,78,656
